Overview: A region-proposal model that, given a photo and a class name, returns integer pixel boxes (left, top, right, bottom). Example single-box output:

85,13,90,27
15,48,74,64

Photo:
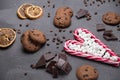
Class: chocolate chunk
76,9,88,19
58,53,67,61
44,53,57,62
61,62,72,74
103,35,118,41
96,24,105,31
103,30,113,36
52,66,58,78
56,58,66,68
46,61,56,73
52,55,59,62
35,55,46,69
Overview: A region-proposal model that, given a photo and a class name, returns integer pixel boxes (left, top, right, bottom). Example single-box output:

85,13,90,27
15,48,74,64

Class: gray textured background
0,0,120,80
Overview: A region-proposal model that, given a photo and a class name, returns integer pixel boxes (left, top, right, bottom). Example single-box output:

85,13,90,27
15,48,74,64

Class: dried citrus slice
0,28,16,48
25,5,43,19
17,3,33,19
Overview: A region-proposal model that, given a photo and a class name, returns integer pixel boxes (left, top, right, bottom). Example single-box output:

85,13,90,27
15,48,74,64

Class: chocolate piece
76,9,88,19
52,66,58,78
35,55,46,68
96,24,105,31
59,53,67,61
61,62,72,74
103,30,113,36
103,35,118,41
56,58,66,68
52,55,59,62
30,64,36,69
44,53,57,62
46,61,56,73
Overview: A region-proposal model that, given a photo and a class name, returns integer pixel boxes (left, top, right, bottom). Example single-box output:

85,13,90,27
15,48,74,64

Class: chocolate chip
43,5,45,8
26,23,29,27
24,73,27,76
47,44,50,46
19,24,22,27
94,12,98,15
53,4,55,8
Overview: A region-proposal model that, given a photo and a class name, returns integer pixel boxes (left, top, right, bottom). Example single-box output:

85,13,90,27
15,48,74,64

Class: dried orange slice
17,3,33,19
25,5,43,19
0,28,16,48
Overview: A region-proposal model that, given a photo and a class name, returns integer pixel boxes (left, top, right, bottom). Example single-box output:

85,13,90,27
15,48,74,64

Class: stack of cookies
21,29,46,52
54,7,73,28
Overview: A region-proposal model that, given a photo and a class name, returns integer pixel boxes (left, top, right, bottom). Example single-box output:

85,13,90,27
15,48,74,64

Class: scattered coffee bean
54,33,57,36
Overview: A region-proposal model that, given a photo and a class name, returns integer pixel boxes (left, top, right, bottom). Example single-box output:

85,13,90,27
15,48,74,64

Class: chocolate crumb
53,4,55,8
48,13,50,18
116,4,118,7
59,29,62,32
26,23,29,27
50,30,53,32
47,39,49,41
30,64,36,69
24,73,27,76
54,33,57,36
56,43,59,45
47,44,50,46
69,30,73,33
90,3,92,6
113,0,115,2
94,12,98,15
62,36,66,39
43,5,45,8
97,4,100,7
56,46,59,49
19,24,22,27
48,4,50,7
47,0,50,4
92,1,95,4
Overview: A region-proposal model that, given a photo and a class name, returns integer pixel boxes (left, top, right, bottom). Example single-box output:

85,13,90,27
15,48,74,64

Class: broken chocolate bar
46,61,57,73
61,62,72,74
44,53,57,62
96,24,105,31
76,9,88,19
103,30,118,41
35,55,46,69
58,53,67,61
56,58,66,68
52,66,58,78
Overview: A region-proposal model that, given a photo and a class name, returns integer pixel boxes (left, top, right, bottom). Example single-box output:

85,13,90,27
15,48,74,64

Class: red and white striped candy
64,28,120,66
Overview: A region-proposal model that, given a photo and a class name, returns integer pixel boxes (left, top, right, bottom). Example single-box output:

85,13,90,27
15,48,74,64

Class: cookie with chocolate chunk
54,13,71,28
102,12,120,25
76,65,99,80
54,7,73,28
21,30,41,52
29,29,46,44
56,7,73,17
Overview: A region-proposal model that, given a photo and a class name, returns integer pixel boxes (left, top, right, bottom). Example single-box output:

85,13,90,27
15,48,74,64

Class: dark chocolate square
76,9,88,19
61,62,72,74
58,53,67,61
96,24,105,31
44,53,57,62
46,61,57,73
52,66,58,78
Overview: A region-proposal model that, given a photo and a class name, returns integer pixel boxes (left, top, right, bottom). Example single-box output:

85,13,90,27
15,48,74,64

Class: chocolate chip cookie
54,7,73,28
56,7,73,17
29,29,46,44
21,30,41,52
102,12,120,25
76,65,99,80
54,14,71,28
